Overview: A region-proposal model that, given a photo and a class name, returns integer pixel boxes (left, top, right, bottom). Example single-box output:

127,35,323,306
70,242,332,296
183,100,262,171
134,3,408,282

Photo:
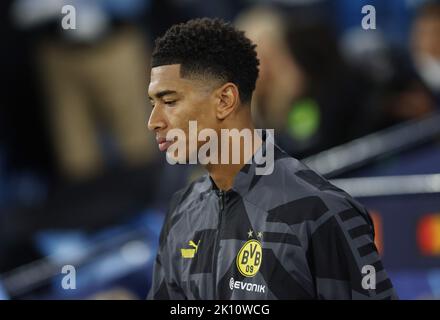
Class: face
148,64,222,162
411,16,440,59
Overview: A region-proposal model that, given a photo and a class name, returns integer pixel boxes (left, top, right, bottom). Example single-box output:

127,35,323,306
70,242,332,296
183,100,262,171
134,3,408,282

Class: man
147,18,397,299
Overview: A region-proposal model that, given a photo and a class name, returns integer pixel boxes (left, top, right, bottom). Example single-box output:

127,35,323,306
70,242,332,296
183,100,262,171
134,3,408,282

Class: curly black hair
151,18,260,104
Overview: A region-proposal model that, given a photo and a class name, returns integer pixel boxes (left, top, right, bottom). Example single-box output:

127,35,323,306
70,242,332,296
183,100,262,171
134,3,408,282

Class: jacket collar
207,129,278,197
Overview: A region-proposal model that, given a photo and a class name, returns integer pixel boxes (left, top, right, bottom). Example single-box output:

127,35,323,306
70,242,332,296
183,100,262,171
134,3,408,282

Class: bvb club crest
236,231,263,277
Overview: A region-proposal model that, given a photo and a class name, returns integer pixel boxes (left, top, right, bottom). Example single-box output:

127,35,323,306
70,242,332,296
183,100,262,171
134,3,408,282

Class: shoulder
158,174,210,245
168,174,210,213
257,151,372,230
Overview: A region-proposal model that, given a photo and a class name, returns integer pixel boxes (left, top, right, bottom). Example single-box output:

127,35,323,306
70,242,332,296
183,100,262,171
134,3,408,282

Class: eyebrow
149,90,178,100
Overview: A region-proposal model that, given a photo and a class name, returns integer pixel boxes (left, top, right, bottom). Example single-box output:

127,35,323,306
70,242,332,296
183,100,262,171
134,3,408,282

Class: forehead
415,14,440,30
151,64,181,82
149,64,220,97
149,64,191,95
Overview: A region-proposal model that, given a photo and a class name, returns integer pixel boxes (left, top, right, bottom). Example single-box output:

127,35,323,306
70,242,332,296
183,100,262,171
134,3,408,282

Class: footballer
146,18,397,300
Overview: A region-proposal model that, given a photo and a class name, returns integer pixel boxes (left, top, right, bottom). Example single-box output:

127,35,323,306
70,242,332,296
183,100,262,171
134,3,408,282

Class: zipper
212,190,225,299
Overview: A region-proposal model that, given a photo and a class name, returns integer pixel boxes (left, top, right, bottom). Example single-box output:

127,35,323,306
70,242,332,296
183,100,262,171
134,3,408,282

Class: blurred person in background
0,0,165,280
377,53,436,128
235,6,305,132
237,6,372,158
344,1,438,129
11,0,156,181
410,1,440,105
337,0,438,132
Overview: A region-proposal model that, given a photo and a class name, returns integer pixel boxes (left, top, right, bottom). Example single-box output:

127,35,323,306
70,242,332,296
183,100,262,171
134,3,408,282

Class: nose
147,105,167,132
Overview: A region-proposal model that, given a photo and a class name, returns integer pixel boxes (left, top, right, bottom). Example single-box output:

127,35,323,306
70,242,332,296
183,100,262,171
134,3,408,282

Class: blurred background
0,0,439,300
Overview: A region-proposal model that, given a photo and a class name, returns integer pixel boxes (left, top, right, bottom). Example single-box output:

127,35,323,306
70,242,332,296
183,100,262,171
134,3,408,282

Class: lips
156,137,173,152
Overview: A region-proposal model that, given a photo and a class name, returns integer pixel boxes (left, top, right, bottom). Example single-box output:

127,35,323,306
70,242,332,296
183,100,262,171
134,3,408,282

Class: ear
215,83,239,120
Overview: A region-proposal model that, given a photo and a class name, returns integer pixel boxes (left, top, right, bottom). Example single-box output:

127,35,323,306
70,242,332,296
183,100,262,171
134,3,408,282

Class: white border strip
304,113,440,177
330,174,440,197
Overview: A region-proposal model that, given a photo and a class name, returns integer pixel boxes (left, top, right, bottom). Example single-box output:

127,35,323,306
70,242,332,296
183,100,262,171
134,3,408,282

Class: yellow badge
181,240,200,259
236,239,262,277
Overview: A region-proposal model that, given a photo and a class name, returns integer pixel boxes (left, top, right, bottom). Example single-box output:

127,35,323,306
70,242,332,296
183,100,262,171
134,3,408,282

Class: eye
164,100,177,106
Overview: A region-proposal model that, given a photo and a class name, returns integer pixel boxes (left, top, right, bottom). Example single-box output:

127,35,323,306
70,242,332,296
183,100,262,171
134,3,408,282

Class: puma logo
180,240,201,258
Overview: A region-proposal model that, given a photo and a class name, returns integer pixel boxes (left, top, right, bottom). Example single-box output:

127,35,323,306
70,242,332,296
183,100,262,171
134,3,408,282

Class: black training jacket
148,136,397,300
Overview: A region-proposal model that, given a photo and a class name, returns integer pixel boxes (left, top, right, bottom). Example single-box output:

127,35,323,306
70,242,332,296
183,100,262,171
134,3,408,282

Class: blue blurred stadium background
0,0,439,299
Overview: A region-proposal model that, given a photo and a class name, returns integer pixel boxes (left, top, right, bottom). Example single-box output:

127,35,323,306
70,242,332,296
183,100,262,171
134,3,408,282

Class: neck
207,162,245,192
206,119,262,191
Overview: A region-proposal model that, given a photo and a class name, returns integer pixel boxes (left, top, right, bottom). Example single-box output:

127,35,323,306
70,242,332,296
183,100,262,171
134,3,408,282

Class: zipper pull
218,191,224,211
